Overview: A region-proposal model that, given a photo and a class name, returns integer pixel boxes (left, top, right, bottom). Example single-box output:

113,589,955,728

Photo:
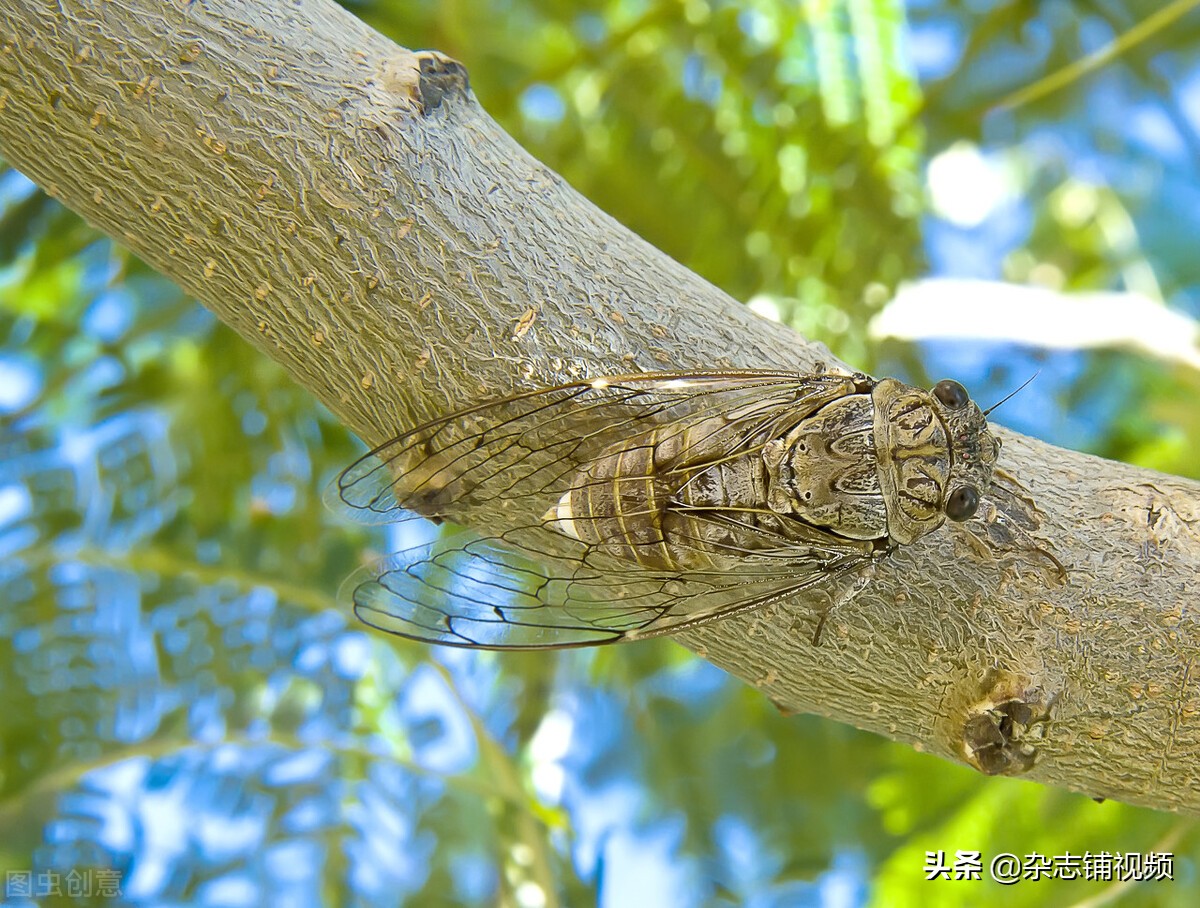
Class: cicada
330,370,1000,649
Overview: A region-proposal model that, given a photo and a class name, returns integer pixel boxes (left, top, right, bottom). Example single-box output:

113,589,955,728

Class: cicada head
871,378,1000,545
929,378,1001,525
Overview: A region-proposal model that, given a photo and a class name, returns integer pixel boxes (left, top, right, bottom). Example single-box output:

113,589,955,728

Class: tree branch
1,0,1197,814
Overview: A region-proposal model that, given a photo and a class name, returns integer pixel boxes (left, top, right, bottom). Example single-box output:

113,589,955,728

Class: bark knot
414,51,469,113
961,675,1053,776
378,50,470,117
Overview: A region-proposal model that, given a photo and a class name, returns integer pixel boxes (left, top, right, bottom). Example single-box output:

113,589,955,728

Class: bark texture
1,0,1198,813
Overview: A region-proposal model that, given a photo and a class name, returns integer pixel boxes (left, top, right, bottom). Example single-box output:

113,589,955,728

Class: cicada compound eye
945,485,980,521
933,379,969,409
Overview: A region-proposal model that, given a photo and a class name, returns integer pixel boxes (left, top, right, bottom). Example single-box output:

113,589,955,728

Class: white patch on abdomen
542,489,581,539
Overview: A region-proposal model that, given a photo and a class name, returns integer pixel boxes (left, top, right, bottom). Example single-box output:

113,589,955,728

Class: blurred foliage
3,0,1200,906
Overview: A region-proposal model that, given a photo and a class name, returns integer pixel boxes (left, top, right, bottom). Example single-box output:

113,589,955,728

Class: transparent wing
328,370,862,525
331,369,874,649
346,523,873,650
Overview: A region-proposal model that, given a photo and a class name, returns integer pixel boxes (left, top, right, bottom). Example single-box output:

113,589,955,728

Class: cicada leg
808,547,889,645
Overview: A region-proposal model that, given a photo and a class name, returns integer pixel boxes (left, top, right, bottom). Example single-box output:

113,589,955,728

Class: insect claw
810,609,829,646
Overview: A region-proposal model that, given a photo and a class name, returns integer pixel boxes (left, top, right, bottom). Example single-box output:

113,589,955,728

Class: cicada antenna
983,371,1040,417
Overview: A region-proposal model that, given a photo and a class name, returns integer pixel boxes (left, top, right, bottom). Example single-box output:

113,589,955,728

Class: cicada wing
328,371,861,526
344,522,874,651
347,530,648,649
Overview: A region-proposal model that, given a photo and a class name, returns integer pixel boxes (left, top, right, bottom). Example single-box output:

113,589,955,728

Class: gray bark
1,0,1197,814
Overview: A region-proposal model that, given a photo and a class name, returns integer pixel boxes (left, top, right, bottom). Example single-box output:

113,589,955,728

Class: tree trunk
2,0,1198,814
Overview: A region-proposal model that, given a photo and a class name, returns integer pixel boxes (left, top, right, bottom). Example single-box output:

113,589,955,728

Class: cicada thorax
763,392,889,542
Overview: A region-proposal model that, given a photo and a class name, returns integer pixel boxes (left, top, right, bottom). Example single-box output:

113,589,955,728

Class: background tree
2,0,1200,905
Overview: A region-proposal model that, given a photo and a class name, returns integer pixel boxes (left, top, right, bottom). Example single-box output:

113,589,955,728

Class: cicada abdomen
330,370,1001,650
